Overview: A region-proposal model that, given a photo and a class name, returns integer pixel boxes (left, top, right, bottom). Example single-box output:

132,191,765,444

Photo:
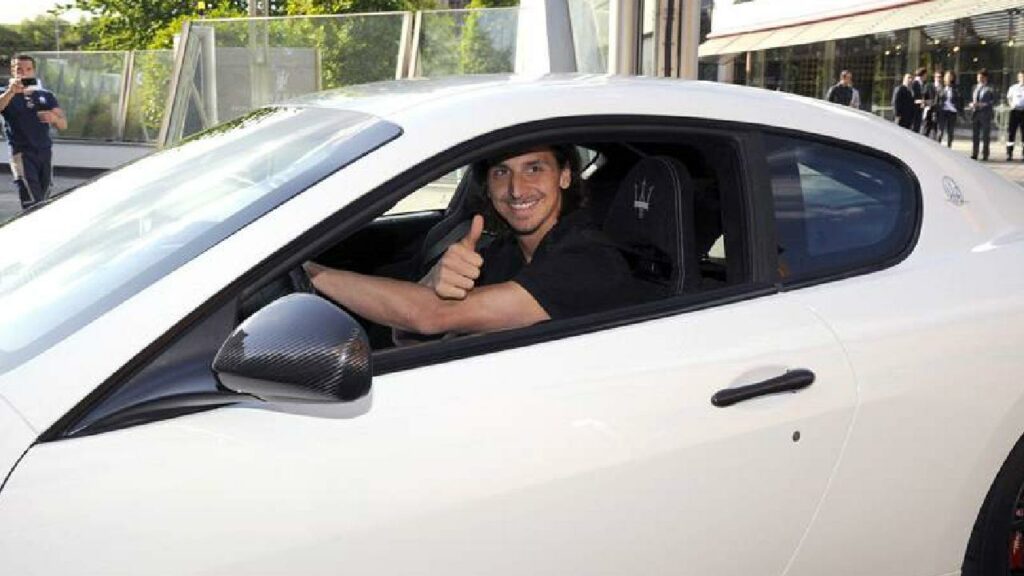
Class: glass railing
29,51,128,141
567,0,609,73
123,50,175,143
26,50,175,144
163,12,412,144
17,3,617,149
414,8,518,77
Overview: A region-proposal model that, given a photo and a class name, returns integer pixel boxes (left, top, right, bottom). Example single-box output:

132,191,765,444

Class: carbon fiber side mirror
213,294,371,402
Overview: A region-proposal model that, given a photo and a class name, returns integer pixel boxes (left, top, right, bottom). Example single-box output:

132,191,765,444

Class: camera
20,78,37,87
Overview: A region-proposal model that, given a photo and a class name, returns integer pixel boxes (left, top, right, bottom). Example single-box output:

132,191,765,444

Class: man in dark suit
922,70,943,139
970,68,996,161
893,73,916,130
911,67,927,132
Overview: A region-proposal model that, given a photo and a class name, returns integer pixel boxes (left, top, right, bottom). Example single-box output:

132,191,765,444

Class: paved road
1,139,1023,223
0,169,99,223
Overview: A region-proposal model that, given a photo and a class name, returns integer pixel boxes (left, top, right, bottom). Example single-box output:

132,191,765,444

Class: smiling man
306,145,636,336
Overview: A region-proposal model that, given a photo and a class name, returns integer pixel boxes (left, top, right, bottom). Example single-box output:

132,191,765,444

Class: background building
699,0,1024,126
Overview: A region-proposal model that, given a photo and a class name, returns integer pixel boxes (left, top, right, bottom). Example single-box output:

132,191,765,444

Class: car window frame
753,127,923,291
42,115,778,441
258,114,782,375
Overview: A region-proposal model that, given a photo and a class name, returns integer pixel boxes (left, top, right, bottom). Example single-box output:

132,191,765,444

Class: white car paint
0,75,1021,575
2,294,855,575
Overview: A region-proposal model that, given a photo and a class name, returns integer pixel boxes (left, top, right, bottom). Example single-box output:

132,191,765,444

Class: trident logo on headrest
633,178,654,219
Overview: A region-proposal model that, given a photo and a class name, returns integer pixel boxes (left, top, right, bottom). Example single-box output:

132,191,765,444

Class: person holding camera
0,54,66,210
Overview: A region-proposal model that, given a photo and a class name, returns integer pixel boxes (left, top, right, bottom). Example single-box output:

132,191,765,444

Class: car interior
61,132,751,438
294,135,749,350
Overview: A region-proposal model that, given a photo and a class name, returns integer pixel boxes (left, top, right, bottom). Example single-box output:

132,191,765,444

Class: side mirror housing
213,294,371,403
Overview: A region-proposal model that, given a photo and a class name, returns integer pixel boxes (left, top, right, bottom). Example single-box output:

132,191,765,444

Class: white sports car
0,75,1022,576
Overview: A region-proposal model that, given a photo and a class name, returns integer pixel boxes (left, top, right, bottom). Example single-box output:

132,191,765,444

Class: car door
0,289,854,576
0,120,858,574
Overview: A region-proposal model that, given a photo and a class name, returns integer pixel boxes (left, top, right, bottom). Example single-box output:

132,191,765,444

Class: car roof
285,74,885,147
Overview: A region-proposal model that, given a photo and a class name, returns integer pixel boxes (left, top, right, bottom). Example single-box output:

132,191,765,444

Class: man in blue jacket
0,54,67,210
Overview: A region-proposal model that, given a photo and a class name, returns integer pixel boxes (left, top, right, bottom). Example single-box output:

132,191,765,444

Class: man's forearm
309,266,446,335
50,107,67,130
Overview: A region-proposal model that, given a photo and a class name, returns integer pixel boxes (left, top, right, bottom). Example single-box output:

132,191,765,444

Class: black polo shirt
2,88,58,154
478,210,636,319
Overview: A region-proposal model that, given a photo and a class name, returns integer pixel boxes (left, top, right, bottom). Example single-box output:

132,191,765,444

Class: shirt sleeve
514,228,634,320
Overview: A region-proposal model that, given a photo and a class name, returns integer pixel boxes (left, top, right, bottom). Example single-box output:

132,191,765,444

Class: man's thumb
461,214,484,249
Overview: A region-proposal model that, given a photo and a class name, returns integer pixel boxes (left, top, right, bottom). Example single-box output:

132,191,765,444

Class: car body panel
0,75,1021,576
0,395,34,487
0,294,855,576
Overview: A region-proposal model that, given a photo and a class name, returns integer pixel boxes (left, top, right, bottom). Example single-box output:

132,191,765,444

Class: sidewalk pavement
947,137,1024,188
1,138,1023,224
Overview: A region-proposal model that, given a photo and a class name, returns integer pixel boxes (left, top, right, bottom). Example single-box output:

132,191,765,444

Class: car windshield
0,106,401,376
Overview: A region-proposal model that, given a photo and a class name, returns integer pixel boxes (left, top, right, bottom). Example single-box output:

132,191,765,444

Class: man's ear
559,167,571,190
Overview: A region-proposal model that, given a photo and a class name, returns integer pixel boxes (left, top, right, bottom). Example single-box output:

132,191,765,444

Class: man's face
11,59,35,79
842,73,852,86
904,74,913,86
1017,72,1023,84
486,149,569,240
935,73,942,84
978,73,986,85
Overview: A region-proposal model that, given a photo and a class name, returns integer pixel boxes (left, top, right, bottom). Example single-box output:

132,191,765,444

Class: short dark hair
471,144,587,234
915,67,927,77
11,54,35,67
978,68,989,78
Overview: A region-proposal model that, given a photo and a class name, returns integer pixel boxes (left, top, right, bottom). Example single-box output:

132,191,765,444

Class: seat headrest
603,156,699,295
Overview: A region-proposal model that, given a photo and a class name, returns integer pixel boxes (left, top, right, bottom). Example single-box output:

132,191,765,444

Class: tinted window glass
764,134,917,281
0,106,401,377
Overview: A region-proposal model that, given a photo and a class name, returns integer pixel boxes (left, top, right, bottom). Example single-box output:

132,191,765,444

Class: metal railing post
407,11,424,78
158,21,193,148
396,11,415,79
117,50,134,141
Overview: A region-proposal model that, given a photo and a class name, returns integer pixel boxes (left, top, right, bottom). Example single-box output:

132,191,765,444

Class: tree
0,15,95,58
73,0,249,50
459,0,517,74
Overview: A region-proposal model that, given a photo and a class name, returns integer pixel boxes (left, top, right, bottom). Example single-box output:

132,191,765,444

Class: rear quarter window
764,133,918,282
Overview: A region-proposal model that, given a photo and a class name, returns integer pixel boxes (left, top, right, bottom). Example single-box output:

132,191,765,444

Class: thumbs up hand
423,214,485,300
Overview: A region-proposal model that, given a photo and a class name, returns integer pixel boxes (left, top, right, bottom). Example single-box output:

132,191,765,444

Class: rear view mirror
213,294,371,403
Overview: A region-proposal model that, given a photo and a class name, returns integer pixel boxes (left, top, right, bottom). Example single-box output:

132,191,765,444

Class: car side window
386,168,465,215
764,134,918,282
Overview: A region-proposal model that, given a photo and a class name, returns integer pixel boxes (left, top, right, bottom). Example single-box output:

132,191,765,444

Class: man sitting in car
305,144,636,335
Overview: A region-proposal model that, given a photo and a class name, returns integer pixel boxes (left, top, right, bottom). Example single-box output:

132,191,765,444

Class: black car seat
603,155,700,299
414,165,496,277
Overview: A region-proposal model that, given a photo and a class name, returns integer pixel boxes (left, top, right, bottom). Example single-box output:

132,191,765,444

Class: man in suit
911,67,927,132
936,71,963,148
1006,70,1024,160
970,68,996,161
922,70,943,139
893,73,916,130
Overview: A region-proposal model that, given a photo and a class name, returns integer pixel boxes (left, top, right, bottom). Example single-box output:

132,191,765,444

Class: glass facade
702,7,1024,138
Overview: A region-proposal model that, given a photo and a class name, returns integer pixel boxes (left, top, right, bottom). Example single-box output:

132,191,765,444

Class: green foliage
416,0,517,77
0,15,95,59
459,7,516,74
124,51,175,142
73,0,249,50
149,6,248,49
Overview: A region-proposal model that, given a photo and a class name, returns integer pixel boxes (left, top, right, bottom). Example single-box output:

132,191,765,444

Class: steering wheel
287,265,316,294
238,265,316,322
